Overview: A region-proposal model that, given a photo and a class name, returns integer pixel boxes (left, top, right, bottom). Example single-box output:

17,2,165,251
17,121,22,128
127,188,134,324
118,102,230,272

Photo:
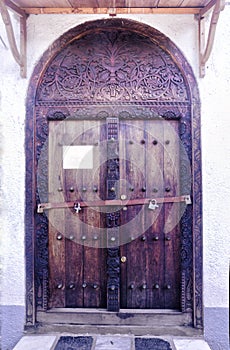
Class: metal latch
73,202,81,213
37,194,192,214
37,204,45,213
183,195,192,205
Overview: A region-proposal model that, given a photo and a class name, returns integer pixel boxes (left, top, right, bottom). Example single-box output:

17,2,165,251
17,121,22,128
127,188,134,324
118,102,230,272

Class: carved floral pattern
37,31,188,104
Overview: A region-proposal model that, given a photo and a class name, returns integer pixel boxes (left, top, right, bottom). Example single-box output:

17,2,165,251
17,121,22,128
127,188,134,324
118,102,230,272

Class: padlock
74,202,81,213
148,199,159,210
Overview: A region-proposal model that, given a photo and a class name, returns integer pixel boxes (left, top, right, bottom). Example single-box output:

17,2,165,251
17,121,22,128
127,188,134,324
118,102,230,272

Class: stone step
12,335,212,350
13,336,56,350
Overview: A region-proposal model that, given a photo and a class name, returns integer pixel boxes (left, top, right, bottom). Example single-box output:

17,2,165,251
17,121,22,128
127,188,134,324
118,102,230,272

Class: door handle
121,256,127,263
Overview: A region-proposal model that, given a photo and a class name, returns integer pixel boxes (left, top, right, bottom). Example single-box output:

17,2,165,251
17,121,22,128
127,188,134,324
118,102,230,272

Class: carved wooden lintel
196,0,225,78
0,0,27,78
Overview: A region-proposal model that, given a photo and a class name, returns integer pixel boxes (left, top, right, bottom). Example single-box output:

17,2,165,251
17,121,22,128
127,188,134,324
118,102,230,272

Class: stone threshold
13,334,212,350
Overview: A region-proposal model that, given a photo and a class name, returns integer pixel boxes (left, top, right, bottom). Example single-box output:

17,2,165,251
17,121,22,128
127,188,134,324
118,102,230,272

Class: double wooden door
47,117,182,310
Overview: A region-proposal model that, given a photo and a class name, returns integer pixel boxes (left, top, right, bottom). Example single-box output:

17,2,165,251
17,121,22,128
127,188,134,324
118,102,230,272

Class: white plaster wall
0,12,27,306
200,6,230,309
0,6,229,315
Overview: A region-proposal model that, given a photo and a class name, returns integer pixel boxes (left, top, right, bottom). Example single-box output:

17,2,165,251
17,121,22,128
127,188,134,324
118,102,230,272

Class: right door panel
120,119,181,309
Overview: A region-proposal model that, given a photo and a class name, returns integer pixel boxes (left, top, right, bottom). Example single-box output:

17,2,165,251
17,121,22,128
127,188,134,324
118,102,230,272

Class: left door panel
48,120,107,308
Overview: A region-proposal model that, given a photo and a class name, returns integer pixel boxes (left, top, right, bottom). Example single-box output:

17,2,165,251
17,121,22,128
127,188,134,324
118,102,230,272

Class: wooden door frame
25,18,202,331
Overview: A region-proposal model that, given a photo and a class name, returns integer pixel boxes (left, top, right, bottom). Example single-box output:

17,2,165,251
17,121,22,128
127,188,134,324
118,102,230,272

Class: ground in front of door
13,334,212,350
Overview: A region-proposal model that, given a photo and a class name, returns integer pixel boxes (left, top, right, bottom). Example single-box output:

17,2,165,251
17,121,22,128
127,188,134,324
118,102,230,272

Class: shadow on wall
204,307,229,350
0,305,25,350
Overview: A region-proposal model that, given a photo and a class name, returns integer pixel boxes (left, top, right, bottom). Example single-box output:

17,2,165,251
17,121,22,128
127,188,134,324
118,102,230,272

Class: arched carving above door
36,30,189,105
26,18,202,332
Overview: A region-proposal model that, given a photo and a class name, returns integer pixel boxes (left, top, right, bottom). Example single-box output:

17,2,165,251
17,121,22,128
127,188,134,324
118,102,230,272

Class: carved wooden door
48,120,107,308
47,117,182,310
119,119,181,309
28,21,202,328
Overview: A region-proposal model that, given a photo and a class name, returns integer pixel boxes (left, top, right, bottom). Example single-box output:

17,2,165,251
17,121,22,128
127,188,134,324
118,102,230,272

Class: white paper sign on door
63,145,94,169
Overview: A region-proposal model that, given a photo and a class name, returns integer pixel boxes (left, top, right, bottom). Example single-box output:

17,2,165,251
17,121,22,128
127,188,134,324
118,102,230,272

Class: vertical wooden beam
197,0,225,78
198,15,206,78
0,0,27,78
0,0,21,64
106,117,120,312
20,14,26,78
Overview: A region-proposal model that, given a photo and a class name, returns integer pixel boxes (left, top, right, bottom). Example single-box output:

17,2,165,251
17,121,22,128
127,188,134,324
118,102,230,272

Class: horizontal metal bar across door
37,195,191,213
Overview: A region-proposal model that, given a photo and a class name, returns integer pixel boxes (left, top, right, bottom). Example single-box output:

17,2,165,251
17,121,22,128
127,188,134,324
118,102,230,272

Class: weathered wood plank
20,6,201,14
63,120,84,307
48,121,66,308
35,317,200,336
145,120,165,308
81,120,107,308
14,0,71,7
163,120,181,309
120,120,147,309
37,308,192,327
